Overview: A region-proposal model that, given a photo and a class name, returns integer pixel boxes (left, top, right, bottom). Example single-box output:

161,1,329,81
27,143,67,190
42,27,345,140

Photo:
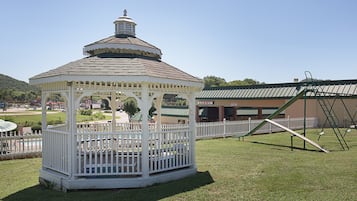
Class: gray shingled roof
198,80,357,99
84,35,162,55
30,56,202,84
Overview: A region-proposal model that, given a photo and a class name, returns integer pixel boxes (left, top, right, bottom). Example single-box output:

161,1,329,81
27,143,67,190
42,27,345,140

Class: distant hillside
0,74,39,91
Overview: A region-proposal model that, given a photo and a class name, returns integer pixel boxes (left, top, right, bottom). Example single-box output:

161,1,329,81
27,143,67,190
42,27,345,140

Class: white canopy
0,119,17,132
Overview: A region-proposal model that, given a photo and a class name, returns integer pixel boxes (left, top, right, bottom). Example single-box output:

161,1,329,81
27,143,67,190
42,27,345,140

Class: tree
226,78,262,86
149,104,156,117
101,99,110,110
123,97,139,117
203,76,226,88
203,75,262,87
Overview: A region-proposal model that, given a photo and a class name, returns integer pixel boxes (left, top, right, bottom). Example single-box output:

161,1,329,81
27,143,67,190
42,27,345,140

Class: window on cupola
125,23,131,32
119,23,124,31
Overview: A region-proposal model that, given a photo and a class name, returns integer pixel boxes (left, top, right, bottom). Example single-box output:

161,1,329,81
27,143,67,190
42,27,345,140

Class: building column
219,106,225,121
232,106,237,120
258,107,263,119
195,105,200,122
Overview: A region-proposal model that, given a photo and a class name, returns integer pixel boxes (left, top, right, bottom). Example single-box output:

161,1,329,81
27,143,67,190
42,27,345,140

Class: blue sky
1,0,356,83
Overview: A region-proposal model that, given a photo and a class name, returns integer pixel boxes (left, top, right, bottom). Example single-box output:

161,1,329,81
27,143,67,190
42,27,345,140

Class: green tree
226,78,262,86
123,97,139,117
203,76,226,88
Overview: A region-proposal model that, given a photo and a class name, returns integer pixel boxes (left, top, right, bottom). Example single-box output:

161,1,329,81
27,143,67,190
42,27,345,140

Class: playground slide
265,119,329,153
246,89,306,136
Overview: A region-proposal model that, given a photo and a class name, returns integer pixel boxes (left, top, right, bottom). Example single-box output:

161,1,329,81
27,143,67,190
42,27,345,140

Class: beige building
197,79,357,128
157,79,357,128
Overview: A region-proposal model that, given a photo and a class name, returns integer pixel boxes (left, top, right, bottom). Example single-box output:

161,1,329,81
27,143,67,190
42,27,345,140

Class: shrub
31,125,42,132
47,119,64,125
80,109,92,116
93,112,105,120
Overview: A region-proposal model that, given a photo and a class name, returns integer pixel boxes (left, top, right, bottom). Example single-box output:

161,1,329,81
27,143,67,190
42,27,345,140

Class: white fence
0,117,318,160
0,130,42,160
195,117,318,139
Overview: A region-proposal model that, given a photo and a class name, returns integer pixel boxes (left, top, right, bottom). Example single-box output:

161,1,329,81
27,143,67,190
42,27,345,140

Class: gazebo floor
40,166,196,191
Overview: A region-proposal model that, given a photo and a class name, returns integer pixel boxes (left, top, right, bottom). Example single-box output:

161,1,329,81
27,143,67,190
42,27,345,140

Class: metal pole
303,88,307,150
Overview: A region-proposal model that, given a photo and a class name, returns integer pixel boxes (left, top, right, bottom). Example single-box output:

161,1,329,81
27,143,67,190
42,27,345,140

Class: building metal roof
197,79,357,100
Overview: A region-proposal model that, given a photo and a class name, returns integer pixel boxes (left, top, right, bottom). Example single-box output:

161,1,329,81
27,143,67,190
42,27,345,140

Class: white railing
0,130,42,160
196,117,318,139
76,132,142,176
149,129,192,174
0,117,318,160
42,129,69,175
75,125,192,176
76,122,158,133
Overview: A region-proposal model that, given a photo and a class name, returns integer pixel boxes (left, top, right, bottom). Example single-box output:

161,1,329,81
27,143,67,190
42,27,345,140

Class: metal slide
265,119,329,153
245,89,306,136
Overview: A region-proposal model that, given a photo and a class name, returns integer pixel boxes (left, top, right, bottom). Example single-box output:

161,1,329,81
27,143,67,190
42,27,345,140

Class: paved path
115,111,129,123
1,108,57,116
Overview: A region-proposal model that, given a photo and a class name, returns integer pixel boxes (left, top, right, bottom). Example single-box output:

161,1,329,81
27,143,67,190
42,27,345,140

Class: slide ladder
315,90,349,150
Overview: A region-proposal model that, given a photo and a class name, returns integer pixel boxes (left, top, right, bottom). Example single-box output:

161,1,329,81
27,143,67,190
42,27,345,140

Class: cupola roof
83,10,162,59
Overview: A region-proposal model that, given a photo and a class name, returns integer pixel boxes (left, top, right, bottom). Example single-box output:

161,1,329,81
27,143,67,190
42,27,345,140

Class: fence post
269,121,272,133
288,115,290,129
223,118,226,138
248,117,251,132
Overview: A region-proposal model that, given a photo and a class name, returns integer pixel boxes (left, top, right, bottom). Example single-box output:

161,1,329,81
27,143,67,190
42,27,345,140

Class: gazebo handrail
74,121,189,133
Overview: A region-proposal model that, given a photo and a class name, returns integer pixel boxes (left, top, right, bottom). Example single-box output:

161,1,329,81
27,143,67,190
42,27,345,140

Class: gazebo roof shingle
84,35,162,54
30,56,202,85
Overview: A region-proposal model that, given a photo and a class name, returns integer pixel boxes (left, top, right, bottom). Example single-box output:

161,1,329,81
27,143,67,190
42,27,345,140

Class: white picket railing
0,117,318,160
149,129,192,174
196,117,318,139
76,131,143,176
0,130,42,160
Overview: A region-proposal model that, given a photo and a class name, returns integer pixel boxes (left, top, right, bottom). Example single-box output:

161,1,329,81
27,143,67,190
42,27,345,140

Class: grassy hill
0,74,38,91
0,74,40,104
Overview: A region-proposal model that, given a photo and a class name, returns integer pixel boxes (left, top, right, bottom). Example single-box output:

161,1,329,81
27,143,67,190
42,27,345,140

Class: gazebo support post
154,94,164,132
41,93,47,130
67,81,76,180
110,92,118,132
140,83,150,178
188,93,197,169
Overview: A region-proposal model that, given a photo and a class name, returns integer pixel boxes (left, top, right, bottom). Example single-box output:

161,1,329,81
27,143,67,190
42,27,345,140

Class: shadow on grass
3,171,214,201
250,141,324,152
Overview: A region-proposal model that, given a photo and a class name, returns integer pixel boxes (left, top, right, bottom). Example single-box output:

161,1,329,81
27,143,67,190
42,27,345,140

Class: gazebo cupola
30,10,203,191
114,9,136,37
83,10,162,59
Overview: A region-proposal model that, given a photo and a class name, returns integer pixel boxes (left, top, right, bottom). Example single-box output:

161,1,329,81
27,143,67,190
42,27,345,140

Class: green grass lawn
2,111,112,128
1,129,356,201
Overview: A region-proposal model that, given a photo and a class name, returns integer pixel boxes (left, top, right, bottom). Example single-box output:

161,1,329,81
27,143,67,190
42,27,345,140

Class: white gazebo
29,10,203,191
